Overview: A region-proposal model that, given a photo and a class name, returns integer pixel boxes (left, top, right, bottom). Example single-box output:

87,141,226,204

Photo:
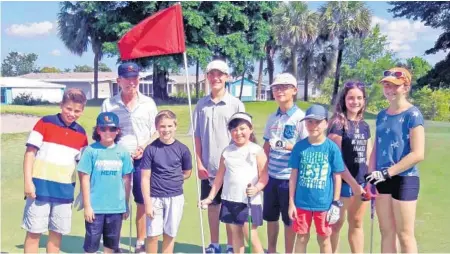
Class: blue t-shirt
328,120,371,184
289,138,345,211
77,142,134,214
376,106,424,176
138,139,192,198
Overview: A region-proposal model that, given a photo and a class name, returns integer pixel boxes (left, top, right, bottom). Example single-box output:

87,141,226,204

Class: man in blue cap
88,62,157,253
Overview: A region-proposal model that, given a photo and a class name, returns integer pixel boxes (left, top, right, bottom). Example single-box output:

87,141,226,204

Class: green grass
2,102,450,253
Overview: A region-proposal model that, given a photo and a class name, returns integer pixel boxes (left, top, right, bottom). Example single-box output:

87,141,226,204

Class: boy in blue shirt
288,105,345,253
77,112,134,253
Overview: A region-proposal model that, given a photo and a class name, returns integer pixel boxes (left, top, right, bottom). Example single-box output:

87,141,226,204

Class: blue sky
1,1,447,76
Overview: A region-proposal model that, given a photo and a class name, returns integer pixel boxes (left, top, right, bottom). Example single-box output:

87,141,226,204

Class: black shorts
201,179,223,205
83,214,123,253
376,176,420,201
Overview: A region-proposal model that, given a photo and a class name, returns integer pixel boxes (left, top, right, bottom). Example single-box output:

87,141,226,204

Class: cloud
5,21,53,37
50,49,61,56
371,16,444,62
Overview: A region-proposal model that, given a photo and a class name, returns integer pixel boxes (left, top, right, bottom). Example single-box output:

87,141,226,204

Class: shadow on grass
15,235,202,253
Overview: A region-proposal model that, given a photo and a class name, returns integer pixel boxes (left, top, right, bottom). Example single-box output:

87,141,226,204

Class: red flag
118,4,186,60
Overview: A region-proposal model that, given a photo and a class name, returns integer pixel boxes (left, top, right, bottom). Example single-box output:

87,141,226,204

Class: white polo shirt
101,92,157,154
263,105,308,180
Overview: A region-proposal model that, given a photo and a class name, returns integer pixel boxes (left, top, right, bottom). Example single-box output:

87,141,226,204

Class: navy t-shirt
138,139,192,197
328,120,371,184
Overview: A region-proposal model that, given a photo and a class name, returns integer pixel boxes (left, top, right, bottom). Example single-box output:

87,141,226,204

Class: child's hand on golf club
351,183,365,196
246,184,258,197
122,204,130,220
197,165,209,180
131,146,144,160
198,197,212,210
326,201,341,225
24,181,36,199
288,203,298,220
84,205,95,223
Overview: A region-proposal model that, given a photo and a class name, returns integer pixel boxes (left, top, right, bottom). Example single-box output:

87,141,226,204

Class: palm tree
320,1,372,104
57,2,109,99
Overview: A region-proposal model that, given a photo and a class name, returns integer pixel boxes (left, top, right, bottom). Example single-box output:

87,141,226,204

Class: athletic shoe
134,243,145,253
205,244,221,253
226,246,234,253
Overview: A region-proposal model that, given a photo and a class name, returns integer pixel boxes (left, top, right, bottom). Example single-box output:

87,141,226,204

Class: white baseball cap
271,73,297,87
228,112,253,126
206,60,229,74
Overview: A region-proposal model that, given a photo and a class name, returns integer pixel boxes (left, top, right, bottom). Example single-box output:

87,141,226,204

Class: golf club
129,202,133,253
247,183,252,254
370,184,376,254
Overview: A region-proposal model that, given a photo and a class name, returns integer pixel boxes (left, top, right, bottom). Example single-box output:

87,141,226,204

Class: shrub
12,92,51,106
412,86,450,122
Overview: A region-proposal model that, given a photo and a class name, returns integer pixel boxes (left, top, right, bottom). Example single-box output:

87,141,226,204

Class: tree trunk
332,36,345,105
256,58,264,101
291,48,298,84
304,56,309,102
195,59,200,99
239,65,246,100
152,64,168,101
266,43,275,100
93,52,99,99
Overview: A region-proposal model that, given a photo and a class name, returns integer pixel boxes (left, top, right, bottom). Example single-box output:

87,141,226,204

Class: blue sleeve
122,151,134,176
330,142,345,173
181,145,193,171
328,120,343,136
77,147,93,175
288,143,301,169
140,146,153,170
408,109,424,129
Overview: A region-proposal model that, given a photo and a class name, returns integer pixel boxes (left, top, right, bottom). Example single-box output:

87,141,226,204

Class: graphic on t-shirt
298,151,329,190
351,127,368,164
95,160,123,176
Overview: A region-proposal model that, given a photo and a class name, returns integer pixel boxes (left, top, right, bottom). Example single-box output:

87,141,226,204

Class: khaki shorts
146,194,184,237
22,198,72,235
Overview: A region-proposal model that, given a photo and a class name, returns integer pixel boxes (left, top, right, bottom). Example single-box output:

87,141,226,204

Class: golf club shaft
248,196,252,254
129,202,133,253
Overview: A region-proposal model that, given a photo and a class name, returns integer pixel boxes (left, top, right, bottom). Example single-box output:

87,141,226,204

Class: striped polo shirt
26,114,88,203
263,105,309,180
101,92,158,154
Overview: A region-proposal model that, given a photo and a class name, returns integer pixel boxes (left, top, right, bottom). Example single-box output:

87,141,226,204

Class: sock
210,243,220,249
227,244,233,250
136,240,145,246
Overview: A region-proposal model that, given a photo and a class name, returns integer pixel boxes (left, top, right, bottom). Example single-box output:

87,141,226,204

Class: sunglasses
344,82,365,89
98,126,118,132
383,70,406,79
272,84,295,91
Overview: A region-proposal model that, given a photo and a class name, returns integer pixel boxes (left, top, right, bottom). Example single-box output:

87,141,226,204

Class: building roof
20,72,117,82
0,77,66,88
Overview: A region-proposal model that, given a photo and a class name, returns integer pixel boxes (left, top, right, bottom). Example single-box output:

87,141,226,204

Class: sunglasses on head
383,70,406,79
344,82,365,89
272,84,294,91
98,126,118,132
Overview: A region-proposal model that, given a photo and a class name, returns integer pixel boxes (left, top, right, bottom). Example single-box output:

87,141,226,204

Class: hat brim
207,68,228,74
119,73,139,78
380,76,404,85
270,82,296,87
300,115,327,122
97,123,118,127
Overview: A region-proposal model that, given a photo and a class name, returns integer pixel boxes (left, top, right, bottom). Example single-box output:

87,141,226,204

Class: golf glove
326,200,342,225
269,138,286,150
365,169,391,185
74,192,84,211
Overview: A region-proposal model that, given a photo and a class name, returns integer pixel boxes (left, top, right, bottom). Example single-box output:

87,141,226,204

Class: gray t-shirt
193,92,245,180
138,139,192,198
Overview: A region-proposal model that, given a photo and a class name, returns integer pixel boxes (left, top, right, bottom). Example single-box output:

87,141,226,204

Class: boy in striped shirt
22,88,88,253
262,73,309,253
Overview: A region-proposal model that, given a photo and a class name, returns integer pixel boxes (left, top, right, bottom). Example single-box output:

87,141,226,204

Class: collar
56,113,77,130
276,104,298,117
207,91,231,104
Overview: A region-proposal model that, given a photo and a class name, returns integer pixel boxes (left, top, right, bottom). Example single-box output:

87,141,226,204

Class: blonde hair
61,88,87,105
155,110,177,126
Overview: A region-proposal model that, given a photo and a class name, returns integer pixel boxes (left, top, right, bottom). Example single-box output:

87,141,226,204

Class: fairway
2,102,450,253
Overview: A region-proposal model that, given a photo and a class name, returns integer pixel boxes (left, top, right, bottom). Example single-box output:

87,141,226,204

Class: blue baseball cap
118,62,139,78
301,104,328,121
96,112,119,127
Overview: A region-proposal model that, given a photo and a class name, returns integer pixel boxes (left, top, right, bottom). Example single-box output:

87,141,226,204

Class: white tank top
221,142,263,204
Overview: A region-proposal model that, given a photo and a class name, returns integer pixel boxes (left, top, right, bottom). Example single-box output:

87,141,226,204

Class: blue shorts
200,179,223,205
341,182,366,198
263,177,291,226
132,169,144,204
83,213,123,253
220,200,263,227
376,176,419,201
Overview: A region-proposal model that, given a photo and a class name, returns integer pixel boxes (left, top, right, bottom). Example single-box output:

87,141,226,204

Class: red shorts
291,207,331,237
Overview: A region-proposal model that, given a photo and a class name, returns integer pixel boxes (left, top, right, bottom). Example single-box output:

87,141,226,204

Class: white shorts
22,198,72,235
147,194,184,237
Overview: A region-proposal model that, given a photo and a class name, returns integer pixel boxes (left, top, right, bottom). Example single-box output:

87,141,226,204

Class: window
139,82,153,97
112,83,120,96
1,88,6,103
167,83,173,94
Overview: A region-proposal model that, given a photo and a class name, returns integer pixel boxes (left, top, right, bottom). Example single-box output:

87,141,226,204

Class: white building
0,77,65,104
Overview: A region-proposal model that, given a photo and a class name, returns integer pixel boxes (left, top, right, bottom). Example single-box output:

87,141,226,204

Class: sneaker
134,243,145,253
205,244,221,254
226,246,234,253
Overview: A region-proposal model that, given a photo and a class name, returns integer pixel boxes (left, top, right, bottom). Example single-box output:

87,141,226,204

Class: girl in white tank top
199,112,268,253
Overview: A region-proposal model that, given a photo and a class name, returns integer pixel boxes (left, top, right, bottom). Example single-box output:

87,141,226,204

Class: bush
412,86,450,122
12,92,51,106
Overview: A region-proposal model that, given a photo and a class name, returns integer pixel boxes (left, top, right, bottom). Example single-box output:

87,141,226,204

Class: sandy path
1,114,40,134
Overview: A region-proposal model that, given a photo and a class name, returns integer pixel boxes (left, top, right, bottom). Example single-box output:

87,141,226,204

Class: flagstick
183,51,206,254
